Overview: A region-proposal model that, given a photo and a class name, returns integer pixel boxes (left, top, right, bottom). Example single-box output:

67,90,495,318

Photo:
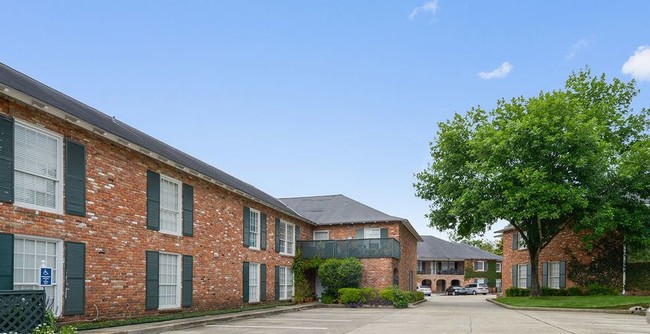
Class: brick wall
501,227,592,290
0,98,313,321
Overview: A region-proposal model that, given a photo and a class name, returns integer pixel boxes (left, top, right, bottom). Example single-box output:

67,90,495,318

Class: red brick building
499,226,595,291
0,62,420,322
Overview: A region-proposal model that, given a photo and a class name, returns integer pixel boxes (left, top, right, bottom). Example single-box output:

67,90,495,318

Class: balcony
297,238,401,260
416,269,465,275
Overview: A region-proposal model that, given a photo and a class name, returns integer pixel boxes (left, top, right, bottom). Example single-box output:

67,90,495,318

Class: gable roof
417,235,502,261
0,62,308,222
280,194,423,241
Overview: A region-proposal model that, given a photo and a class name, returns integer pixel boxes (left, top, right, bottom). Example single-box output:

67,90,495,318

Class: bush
505,287,531,297
379,286,398,302
414,291,425,301
318,258,363,295
586,284,617,296
565,286,583,296
339,288,364,305
379,285,412,308
32,310,78,334
321,292,337,304
540,288,566,296
360,287,377,302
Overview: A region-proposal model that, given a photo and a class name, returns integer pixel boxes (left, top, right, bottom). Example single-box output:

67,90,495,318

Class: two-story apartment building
0,62,420,322
417,236,502,292
282,195,422,294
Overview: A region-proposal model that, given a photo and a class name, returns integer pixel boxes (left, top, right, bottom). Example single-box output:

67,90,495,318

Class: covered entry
436,279,446,292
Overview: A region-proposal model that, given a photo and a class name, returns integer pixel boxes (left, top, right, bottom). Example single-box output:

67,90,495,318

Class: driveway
162,294,650,334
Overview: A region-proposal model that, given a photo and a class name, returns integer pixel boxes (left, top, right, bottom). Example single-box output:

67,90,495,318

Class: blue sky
2,1,649,241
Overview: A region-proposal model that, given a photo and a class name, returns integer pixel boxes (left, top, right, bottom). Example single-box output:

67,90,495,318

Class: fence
0,290,46,334
298,238,401,259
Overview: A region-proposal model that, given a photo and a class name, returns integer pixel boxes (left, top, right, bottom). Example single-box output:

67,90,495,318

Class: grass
69,301,295,330
494,295,650,309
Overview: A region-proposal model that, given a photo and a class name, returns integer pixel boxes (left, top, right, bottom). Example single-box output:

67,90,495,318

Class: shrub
379,286,398,302
318,258,363,295
565,286,583,296
586,284,617,296
321,292,337,304
339,288,364,305
505,287,531,297
414,291,425,301
540,287,566,296
379,285,412,308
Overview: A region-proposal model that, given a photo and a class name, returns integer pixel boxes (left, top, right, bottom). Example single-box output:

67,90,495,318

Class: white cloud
409,0,438,20
622,46,650,81
566,38,589,60
478,62,513,80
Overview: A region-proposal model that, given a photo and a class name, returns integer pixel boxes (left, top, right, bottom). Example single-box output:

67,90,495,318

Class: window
474,261,485,272
278,266,294,300
279,220,295,256
248,209,260,249
159,253,181,309
549,262,560,289
160,175,182,235
518,232,527,250
14,122,63,213
13,236,62,315
474,278,486,284
517,264,528,288
313,230,329,240
496,262,502,273
248,263,260,302
364,228,381,239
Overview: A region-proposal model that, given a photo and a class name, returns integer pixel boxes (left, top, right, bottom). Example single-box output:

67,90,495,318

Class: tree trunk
528,246,541,297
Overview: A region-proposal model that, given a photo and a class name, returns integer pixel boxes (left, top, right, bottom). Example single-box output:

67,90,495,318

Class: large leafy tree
415,69,650,296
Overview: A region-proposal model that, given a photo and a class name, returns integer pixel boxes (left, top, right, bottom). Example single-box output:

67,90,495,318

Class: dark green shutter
356,228,364,239
295,225,301,241
526,264,531,288
260,213,267,250
145,251,159,309
242,262,249,302
146,171,160,231
0,116,13,203
182,255,193,307
64,242,85,315
182,184,193,236
260,264,267,301
380,228,388,238
274,266,280,300
542,262,548,287
65,139,86,216
560,261,566,289
512,233,519,250
511,265,518,288
243,207,250,247
275,219,281,253
0,233,14,289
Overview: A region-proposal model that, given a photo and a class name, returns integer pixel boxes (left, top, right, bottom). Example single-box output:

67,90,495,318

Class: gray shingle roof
0,62,305,221
418,235,502,261
280,194,423,241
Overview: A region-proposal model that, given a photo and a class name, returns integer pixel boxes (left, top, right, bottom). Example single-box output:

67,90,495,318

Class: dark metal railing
298,238,401,259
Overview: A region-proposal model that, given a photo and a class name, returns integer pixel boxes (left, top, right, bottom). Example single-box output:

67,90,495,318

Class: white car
464,283,489,295
417,285,432,296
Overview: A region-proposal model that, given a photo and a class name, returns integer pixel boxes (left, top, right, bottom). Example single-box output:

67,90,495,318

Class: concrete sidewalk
80,303,321,334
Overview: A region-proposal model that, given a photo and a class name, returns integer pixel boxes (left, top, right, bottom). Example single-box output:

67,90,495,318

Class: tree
454,235,503,256
318,258,363,296
415,69,650,296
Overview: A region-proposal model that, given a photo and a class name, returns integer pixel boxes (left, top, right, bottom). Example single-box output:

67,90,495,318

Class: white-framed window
159,253,181,309
278,266,294,300
248,262,260,302
279,220,295,256
517,264,528,288
549,262,560,289
474,261,486,272
248,209,260,249
313,230,329,240
496,262,502,273
364,228,381,239
13,121,63,214
474,278,487,284
518,232,527,250
159,175,182,235
13,235,63,315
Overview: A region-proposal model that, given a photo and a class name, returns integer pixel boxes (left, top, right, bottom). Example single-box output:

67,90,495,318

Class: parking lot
162,294,650,334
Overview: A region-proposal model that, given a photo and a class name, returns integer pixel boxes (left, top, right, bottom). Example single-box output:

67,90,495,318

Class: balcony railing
416,269,465,275
297,238,401,260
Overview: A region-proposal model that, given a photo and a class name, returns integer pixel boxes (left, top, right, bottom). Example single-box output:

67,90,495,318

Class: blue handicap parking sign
39,267,52,286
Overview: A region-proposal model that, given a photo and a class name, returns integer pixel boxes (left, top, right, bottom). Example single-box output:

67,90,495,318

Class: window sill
14,205,65,218
279,253,295,258
158,307,183,313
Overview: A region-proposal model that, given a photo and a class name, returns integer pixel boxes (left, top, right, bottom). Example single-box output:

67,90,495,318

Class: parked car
417,285,432,296
445,286,468,295
465,283,489,295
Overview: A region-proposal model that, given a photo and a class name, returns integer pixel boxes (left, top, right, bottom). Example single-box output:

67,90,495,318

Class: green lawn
494,296,650,309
